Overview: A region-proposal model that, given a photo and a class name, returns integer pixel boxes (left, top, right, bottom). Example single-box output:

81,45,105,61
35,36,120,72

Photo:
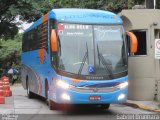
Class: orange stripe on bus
38,48,45,64
41,33,47,37
71,78,82,83
40,37,47,41
40,41,46,44
42,13,48,23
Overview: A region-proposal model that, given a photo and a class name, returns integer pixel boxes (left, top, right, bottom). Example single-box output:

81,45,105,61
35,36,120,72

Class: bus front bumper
50,87,128,104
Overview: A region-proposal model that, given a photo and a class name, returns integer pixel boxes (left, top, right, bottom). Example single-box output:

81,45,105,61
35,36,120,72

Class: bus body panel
52,87,128,104
21,49,53,97
49,76,128,104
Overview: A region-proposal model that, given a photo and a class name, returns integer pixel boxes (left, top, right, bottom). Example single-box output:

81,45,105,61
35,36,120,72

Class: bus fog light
62,93,70,101
118,93,125,100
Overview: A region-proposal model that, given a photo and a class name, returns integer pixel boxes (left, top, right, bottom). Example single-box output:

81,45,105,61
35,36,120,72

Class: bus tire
45,80,49,105
26,80,34,99
100,104,110,109
48,100,57,110
45,80,57,110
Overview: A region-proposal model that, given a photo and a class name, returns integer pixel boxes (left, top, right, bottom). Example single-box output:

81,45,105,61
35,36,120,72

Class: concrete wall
120,9,160,100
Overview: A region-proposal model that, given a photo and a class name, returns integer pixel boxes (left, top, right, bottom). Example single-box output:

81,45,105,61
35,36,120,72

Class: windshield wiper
78,42,89,75
97,44,113,79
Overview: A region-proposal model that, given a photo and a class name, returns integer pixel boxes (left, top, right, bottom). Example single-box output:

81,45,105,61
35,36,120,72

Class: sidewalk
0,83,54,114
125,100,160,113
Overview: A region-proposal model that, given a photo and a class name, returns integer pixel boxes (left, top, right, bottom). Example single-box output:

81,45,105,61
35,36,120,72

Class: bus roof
25,8,122,32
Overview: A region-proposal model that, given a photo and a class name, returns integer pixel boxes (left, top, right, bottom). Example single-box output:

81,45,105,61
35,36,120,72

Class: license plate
89,96,101,100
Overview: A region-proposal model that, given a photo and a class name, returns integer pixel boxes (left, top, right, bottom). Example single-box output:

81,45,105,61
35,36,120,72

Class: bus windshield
56,23,127,79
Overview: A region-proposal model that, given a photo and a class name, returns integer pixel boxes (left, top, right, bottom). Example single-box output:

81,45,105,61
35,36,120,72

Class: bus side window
37,21,48,51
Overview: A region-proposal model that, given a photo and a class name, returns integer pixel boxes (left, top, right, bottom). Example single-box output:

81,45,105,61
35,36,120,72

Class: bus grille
70,86,120,93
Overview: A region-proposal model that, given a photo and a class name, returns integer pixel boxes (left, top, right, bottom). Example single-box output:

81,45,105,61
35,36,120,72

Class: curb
123,102,160,113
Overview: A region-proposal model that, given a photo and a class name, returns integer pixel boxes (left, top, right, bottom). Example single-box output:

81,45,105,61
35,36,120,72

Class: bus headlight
118,81,128,89
118,93,126,100
56,80,70,89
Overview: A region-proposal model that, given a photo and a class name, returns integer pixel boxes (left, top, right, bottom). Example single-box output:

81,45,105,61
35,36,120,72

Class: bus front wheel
48,100,57,110
26,80,34,98
45,81,57,110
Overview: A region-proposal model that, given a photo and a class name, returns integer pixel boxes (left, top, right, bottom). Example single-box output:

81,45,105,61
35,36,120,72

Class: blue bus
21,8,137,110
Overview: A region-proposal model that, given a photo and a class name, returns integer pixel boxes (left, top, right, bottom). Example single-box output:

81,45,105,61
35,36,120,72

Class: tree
1,0,160,40
0,0,54,39
54,0,160,13
53,0,147,13
0,34,22,71
157,0,160,9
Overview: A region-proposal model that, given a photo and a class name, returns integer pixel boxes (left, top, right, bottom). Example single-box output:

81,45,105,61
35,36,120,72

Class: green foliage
0,34,22,71
1,0,160,40
0,0,54,39
54,0,160,12
53,0,148,13
105,0,128,13
157,0,160,9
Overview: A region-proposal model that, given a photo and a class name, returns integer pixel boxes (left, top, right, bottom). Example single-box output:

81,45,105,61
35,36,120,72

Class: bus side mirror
126,31,138,53
51,30,58,52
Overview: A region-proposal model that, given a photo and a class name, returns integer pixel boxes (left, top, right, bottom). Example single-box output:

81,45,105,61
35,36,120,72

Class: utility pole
154,0,156,9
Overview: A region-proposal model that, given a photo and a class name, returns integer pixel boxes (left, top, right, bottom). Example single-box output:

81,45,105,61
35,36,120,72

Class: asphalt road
0,84,157,120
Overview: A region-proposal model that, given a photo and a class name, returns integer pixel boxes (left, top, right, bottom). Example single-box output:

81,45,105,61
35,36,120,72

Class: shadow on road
63,105,113,115
31,94,114,115
35,94,114,115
